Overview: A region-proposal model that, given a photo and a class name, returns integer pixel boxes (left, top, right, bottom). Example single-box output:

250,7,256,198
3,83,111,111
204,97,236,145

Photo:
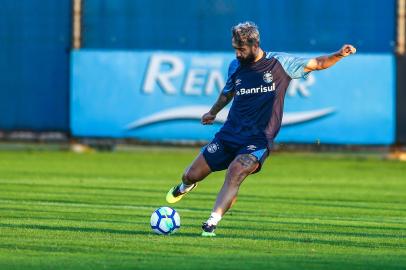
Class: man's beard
237,52,256,65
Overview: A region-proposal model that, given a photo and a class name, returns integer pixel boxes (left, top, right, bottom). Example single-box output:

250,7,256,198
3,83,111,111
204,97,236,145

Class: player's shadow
229,217,406,232
0,222,150,236
222,224,404,239
217,233,406,249
0,206,151,220
0,222,199,238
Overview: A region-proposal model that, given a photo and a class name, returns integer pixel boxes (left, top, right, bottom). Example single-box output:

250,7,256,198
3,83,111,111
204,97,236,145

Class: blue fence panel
0,0,71,131
71,50,395,145
83,0,395,53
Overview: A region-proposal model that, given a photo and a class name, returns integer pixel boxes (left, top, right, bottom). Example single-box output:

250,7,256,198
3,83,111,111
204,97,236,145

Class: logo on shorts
207,143,219,153
247,145,257,151
263,71,273,83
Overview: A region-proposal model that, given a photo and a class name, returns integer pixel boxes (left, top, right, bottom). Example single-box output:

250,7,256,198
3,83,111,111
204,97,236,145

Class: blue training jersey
216,51,311,147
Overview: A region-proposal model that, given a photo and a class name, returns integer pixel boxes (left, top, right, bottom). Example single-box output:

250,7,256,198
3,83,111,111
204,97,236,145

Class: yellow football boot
166,183,197,204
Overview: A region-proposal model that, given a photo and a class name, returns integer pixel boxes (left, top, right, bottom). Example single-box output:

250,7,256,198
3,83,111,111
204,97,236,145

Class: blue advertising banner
71,50,395,144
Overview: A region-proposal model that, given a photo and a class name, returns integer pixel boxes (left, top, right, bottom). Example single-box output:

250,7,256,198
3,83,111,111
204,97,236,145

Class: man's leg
182,153,212,185
202,154,258,236
166,153,211,203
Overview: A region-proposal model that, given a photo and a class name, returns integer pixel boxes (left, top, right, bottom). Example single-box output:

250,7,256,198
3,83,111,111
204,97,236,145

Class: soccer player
166,21,356,236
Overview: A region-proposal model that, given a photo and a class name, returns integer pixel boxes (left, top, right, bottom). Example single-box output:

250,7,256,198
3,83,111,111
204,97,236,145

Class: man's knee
226,164,250,186
226,155,258,185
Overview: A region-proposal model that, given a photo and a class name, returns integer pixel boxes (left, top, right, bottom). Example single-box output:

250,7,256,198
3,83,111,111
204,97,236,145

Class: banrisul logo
125,53,335,131
236,84,275,96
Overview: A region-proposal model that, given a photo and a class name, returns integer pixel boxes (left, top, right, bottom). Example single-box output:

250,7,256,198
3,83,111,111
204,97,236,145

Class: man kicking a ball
166,21,356,236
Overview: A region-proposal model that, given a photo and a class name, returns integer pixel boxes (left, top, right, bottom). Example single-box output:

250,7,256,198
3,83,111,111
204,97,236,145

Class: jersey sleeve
267,52,311,79
222,59,240,94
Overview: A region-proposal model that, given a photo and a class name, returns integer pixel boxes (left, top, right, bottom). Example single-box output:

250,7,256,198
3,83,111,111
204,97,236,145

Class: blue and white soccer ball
150,206,180,235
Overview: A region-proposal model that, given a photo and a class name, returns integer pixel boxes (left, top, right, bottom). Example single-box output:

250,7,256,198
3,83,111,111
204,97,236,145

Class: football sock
179,182,195,193
206,212,222,226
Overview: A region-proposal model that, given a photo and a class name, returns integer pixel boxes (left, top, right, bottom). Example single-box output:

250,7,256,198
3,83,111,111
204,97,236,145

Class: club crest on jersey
263,71,273,83
207,143,219,153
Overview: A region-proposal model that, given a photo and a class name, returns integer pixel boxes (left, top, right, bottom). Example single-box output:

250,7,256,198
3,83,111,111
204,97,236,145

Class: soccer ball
150,206,180,235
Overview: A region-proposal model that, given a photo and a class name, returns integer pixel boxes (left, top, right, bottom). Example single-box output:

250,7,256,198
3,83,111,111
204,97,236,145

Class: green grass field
0,148,405,270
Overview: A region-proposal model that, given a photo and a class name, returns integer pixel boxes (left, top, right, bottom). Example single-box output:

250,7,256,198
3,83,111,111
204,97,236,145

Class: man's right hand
201,112,216,125
338,44,356,57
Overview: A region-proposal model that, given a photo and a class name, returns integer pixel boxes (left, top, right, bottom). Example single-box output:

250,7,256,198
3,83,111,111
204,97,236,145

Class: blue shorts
201,137,269,173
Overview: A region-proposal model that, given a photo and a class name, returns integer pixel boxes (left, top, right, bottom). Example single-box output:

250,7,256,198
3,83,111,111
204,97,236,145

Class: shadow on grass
236,196,406,212
0,222,151,236
0,206,149,220
212,232,406,249
221,224,405,240
0,222,199,238
0,213,148,226
229,217,406,232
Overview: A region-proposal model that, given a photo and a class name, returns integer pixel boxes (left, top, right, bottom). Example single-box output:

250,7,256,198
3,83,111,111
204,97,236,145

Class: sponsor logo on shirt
236,83,276,96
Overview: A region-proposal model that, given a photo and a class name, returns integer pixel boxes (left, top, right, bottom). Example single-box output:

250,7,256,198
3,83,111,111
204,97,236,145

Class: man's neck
254,48,264,62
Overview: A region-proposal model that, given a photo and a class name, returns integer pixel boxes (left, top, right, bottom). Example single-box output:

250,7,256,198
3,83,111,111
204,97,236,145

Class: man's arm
304,44,356,72
201,91,234,125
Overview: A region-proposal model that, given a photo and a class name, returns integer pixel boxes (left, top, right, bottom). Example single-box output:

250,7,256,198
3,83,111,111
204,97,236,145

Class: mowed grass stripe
1,196,405,227
1,182,406,209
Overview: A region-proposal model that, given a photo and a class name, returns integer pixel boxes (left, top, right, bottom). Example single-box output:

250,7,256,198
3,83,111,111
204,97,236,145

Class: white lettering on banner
127,54,337,131
183,69,206,95
142,54,225,95
205,70,225,95
287,73,315,97
143,54,184,94
191,57,223,68
142,53,316,98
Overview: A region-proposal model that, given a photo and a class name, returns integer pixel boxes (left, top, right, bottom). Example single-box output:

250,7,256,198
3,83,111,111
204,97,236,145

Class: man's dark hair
232,21,260,46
